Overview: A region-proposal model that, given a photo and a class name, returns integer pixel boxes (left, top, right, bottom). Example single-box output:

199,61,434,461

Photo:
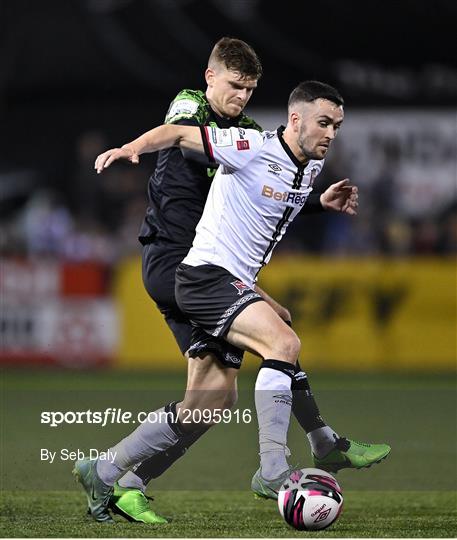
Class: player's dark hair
288,80,344,109
209,37,262,80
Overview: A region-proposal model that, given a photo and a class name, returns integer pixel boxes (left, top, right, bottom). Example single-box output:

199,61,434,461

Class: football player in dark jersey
75,39,387,525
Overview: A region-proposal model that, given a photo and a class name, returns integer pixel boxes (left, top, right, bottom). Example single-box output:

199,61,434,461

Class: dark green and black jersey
138,89,262,249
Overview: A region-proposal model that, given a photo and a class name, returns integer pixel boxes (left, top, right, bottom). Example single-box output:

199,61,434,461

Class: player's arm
301,192,325,214
94,125,204,173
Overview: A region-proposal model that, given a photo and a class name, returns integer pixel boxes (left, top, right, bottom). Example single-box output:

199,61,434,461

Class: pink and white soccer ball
277,468,343,531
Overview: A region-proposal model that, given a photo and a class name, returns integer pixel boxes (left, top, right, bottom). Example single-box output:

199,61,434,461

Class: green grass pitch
1,490,456,537
1,369,456,537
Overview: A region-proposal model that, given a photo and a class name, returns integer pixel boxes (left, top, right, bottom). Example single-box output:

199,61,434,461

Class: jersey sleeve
301,192,325,213
165,89,207,125
200,126,263,170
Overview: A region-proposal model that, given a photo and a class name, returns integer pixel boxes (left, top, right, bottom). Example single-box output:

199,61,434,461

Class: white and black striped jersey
182,125,324,286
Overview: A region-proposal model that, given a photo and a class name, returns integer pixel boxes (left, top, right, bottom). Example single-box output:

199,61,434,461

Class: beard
297,131,329,161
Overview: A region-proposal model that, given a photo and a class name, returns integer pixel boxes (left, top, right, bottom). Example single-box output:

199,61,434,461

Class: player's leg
123,346,239,487
218,292,390,494
255,286,390,473
77,362,233,525
106,247,240,522
175,264,300,491
291,363,391,472
116,306,239,492
74,245,179,523
116,310,197,494
225,300,300,495
76,397,185,523
108,349,237,523
254,286,333,447
85,381,203,515
178,345,239,425
123,245,211,483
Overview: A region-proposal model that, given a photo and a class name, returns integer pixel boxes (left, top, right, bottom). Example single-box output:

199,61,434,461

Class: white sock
307,426,339,458
118,470,146,492
96,406,179,486
255,367,293,480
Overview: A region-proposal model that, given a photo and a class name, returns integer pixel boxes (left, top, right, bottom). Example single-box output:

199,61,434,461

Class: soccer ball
277,468,343,531
281,467,343,493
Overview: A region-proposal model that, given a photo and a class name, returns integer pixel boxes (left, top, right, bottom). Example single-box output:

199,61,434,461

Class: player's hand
320,179,358,215
94,146,140,174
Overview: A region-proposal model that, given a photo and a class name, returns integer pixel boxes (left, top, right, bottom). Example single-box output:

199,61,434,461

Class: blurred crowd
1,130,456,263
279,139,457,257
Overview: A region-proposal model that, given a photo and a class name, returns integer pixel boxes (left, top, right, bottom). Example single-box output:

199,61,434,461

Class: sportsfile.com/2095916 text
40,408,253,427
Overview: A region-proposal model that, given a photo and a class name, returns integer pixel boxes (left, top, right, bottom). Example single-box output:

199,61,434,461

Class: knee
278,330,301,362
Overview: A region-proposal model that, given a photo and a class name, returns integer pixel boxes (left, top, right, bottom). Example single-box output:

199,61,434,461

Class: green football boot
251,467,294,501
313,437,391,473
72,458,114,523
110,483,168,524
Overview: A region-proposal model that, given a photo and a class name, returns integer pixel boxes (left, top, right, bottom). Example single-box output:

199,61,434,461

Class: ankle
260,450,289,480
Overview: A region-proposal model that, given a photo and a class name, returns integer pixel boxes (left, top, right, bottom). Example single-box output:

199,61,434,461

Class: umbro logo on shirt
268,163,282,175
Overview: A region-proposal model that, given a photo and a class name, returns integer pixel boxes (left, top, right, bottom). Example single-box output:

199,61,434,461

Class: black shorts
175,262,263,344
142,243,247,369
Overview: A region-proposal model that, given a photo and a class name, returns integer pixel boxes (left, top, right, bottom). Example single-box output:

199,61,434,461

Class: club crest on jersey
230,280,250,295
236,140,250,151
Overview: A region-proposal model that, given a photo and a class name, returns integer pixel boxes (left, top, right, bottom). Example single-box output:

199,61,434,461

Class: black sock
260,358,296,378
291,361,326,433
131,401,209,485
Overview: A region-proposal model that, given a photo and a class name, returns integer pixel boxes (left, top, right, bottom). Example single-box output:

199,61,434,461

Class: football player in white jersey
80,80,390,522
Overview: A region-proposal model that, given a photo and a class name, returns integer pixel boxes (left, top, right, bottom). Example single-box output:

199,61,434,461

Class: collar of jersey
277,126,305,171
